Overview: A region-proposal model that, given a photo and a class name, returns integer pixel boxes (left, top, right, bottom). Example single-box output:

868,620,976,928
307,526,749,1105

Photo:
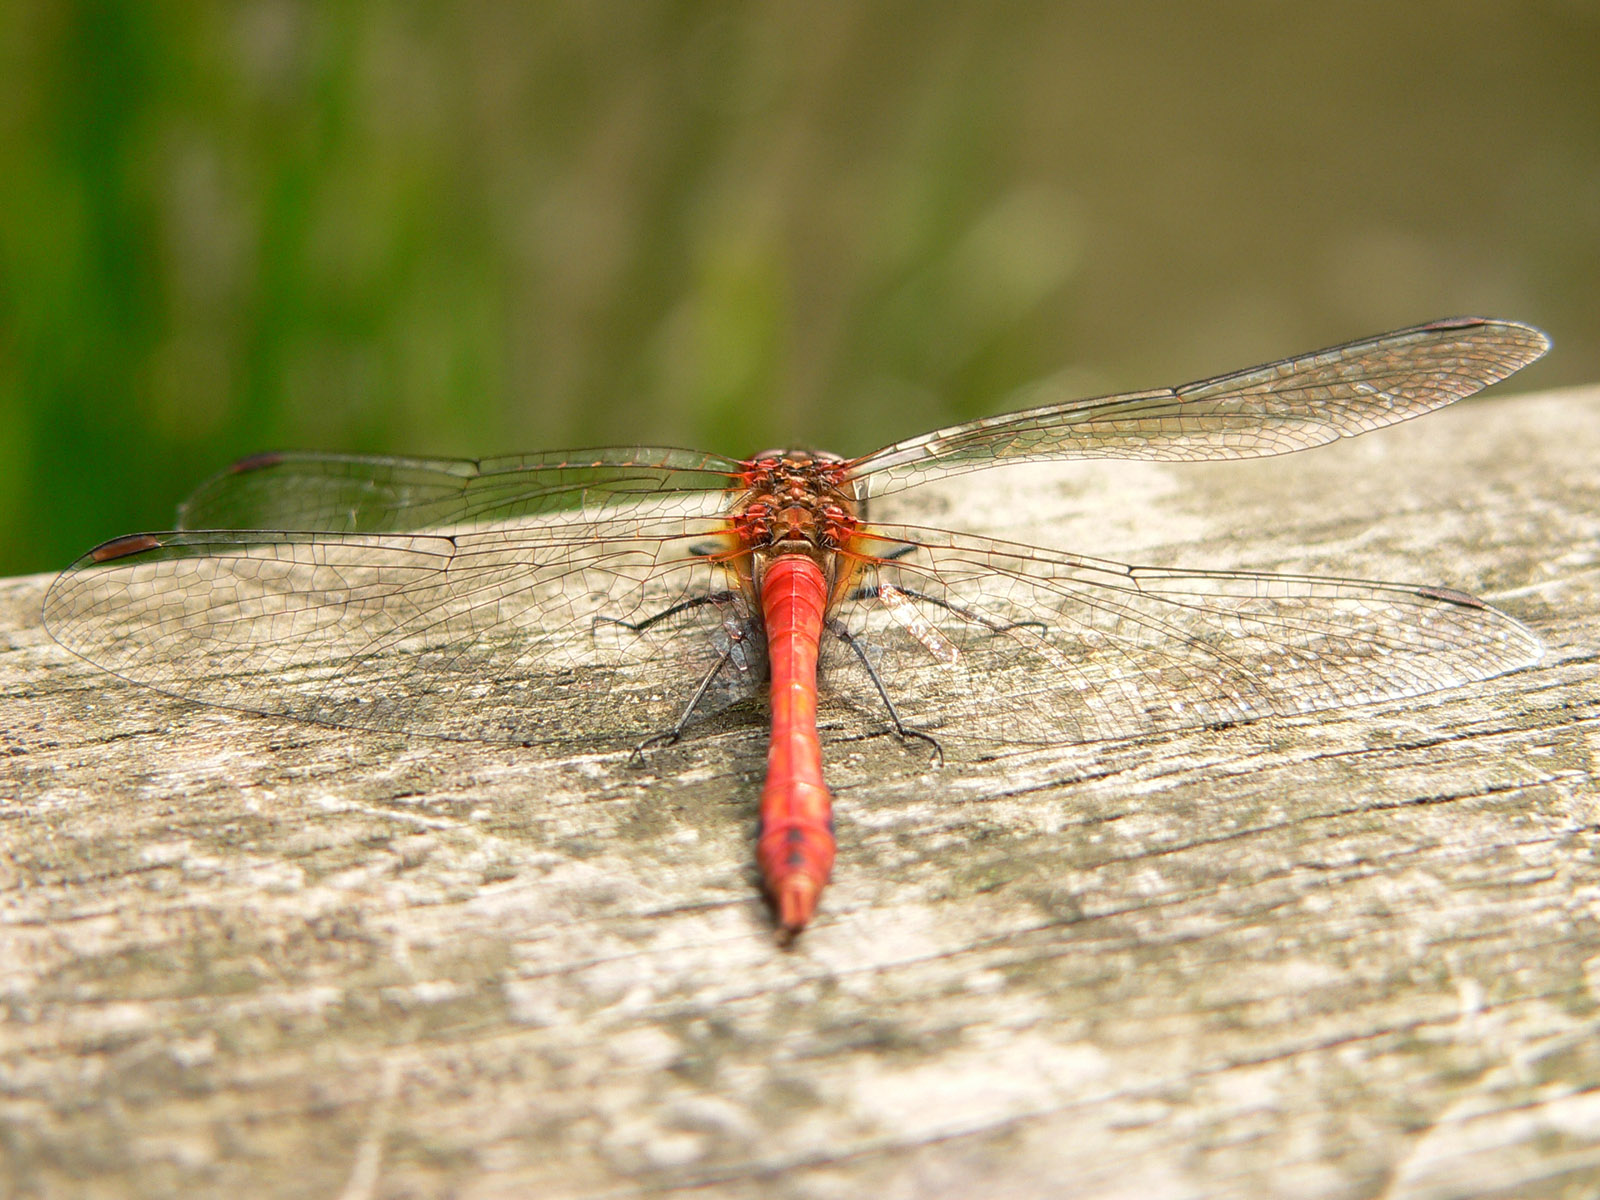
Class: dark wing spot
1416,585,1485,609
228,451,286,474
90,533,164,563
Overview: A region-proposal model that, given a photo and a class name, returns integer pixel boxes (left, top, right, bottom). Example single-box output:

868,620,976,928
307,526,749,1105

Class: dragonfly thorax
734,452,860,552
727,450,868,602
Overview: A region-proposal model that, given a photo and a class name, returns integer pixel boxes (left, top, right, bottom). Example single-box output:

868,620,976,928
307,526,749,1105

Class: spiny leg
592,588,747,764
592,589,739,635
628,640,743,765
828,618,944,766
589,537,731,637
853,553,1048,636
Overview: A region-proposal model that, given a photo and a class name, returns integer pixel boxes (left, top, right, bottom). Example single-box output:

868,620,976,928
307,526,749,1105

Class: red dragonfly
45,317,1548,931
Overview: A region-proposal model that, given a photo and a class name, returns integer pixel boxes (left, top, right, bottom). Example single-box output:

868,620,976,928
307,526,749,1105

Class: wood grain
2,385,1597,1200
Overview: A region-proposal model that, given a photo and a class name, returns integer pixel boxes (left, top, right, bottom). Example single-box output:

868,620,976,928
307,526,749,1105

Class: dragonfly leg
596,590,748,765
627,641,740,767
828,618,944,766
850,580,1047,636
593,590,739,635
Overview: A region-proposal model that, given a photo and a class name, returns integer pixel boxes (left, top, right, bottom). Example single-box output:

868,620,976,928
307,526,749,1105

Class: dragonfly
44,317,1549,932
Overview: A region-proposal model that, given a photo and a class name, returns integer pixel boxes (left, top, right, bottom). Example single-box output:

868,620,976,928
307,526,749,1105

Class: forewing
822,525,1542,749
43,513,765,749
850,318,1549,496
178,447,744,533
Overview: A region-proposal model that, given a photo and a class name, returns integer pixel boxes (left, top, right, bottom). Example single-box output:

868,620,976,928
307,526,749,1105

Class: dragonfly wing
178,447,744,533
44,515,765,749
825,526,1542,748
850,318,1549,496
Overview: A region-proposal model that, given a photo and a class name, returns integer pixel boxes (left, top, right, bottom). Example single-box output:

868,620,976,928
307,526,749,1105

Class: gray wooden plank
1,385,1597,1200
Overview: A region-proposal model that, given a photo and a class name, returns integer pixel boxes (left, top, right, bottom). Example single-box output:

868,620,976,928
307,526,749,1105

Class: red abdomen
756,555,835,931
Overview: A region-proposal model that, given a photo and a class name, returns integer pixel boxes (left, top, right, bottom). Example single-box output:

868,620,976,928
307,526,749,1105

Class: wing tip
1423,315,1552,364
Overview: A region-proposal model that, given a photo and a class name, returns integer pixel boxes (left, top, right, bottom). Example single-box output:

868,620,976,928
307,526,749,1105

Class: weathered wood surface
2,384,1598,1200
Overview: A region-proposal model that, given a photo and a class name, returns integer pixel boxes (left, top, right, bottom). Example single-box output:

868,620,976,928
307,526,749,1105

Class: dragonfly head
747,448,845,466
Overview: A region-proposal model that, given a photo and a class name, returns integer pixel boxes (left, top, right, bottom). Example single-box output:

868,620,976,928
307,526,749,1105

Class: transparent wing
849,318,1549,496
43,512,768,749
47,319,1548,756
820,524,1542,748
44,513,1543,755
177,447,745,533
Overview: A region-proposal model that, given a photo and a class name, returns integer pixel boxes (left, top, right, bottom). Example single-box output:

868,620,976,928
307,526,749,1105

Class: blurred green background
2,2,1597,576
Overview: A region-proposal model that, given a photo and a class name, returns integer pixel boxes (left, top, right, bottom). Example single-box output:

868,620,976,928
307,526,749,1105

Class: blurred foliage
2,1,1597,574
